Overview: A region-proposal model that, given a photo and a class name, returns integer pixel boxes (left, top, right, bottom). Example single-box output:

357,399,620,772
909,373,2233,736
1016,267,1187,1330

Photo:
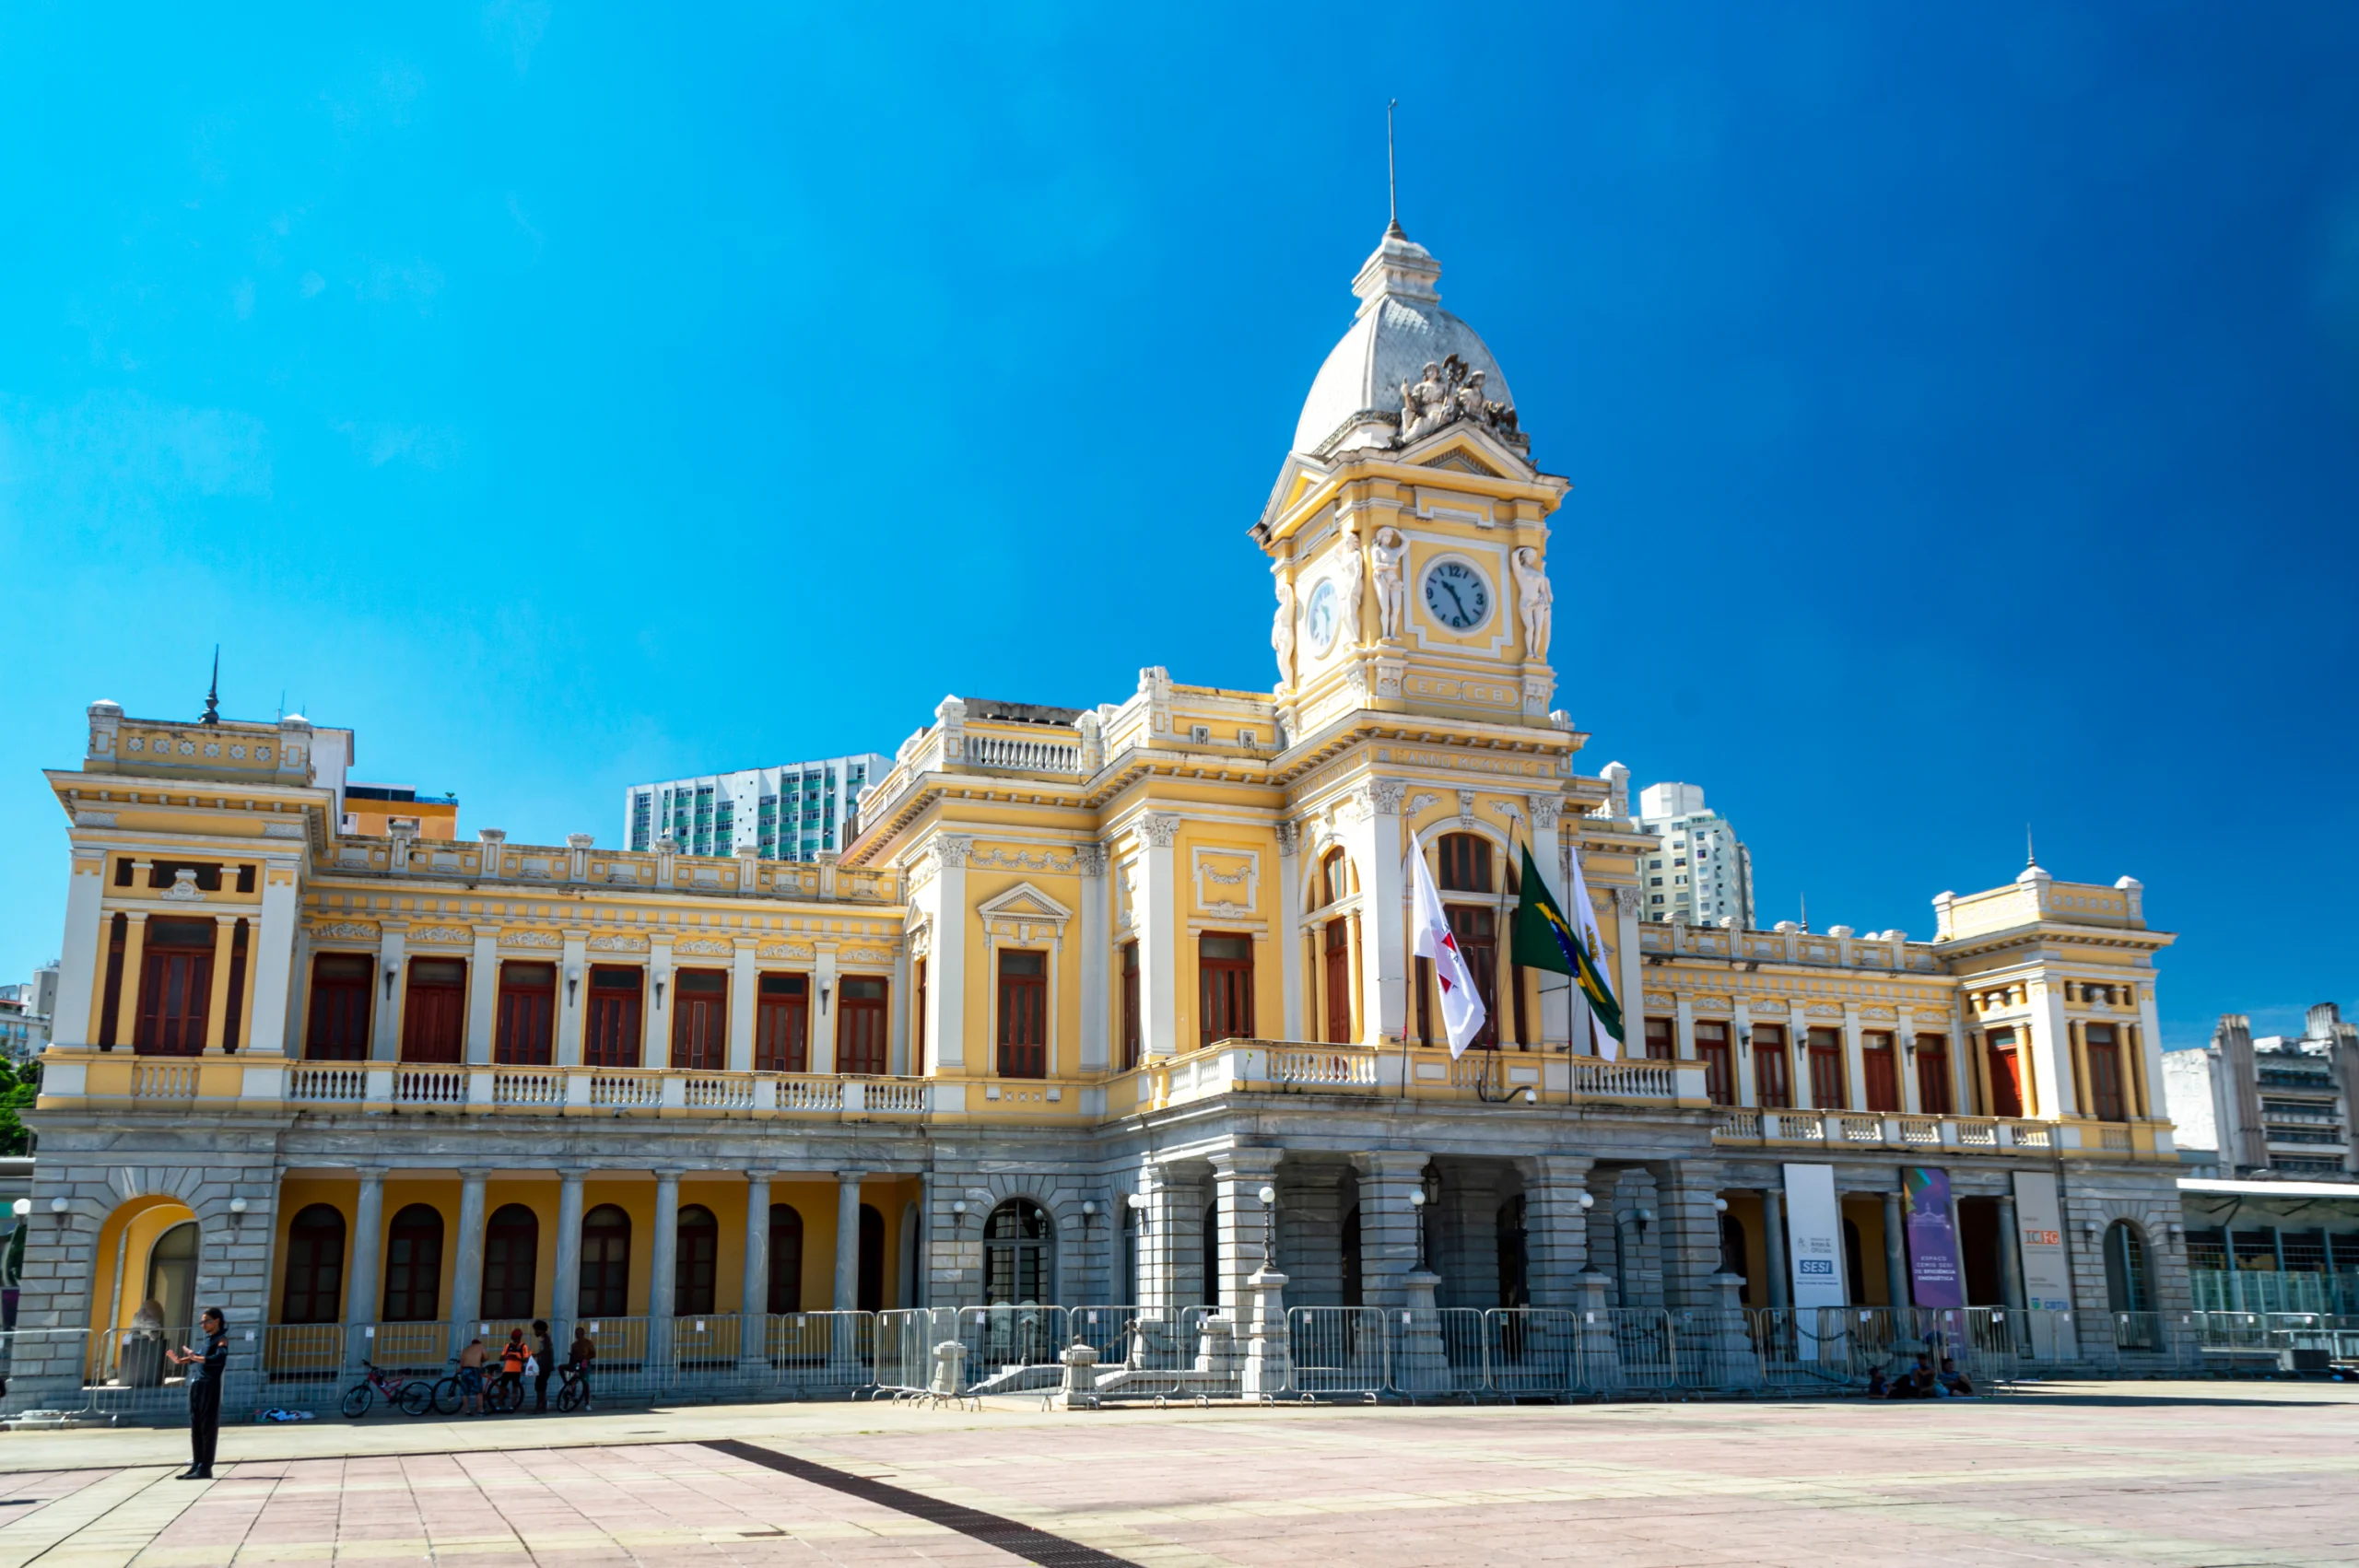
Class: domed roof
1290,223,1520,460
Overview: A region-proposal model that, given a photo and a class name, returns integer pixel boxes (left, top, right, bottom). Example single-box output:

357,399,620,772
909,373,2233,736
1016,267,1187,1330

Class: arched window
279,1204,347,1325
579,1204,631,1319
2105,1220,2151,1313
482,1204,539,1320
675,1204,719,1316
381,1204,445,1322
1434,835,1500,1048
858,1204,886,1312
982,1199,1052,1305
768,1204,804,1314
1438,834,1492,894
1318,848,1353,907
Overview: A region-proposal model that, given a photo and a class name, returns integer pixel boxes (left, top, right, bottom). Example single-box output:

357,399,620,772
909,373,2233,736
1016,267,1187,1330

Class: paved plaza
2,1385,2355,1567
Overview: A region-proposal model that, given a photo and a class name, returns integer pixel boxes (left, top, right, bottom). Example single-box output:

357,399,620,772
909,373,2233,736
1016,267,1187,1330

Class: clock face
1303,578,1341,654
1421,558,1492,632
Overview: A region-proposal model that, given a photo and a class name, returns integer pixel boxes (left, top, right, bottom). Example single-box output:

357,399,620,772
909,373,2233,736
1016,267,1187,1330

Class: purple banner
1904,1166,1965,1309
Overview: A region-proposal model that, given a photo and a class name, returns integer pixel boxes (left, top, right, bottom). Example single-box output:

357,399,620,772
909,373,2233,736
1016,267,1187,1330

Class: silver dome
1290,224,1518,459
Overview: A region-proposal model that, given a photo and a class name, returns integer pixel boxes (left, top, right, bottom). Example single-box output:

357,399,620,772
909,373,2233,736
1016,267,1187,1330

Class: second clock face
1421,557,1492,631
1303,578,1341,654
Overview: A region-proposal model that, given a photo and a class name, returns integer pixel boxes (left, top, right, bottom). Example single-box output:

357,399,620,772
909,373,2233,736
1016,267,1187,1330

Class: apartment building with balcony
625,755,888,861
2166,1006,2358,1180
1635,782,1755,929
9,222,2198,1413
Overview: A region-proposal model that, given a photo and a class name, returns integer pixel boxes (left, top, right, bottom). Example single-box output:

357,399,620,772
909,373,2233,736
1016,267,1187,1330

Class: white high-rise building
623,754,890,860
1636,781,1755,927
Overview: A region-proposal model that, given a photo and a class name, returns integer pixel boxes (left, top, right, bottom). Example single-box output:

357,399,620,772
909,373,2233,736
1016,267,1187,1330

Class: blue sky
3,5,2354,1047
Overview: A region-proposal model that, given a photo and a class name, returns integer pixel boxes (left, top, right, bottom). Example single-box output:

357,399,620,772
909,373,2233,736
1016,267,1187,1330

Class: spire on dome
1351,224,1441,315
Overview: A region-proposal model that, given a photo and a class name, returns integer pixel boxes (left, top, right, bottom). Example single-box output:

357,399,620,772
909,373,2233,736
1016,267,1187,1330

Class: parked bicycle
555,1360,591,1412
341,1361,433,1419
422,1354,469,1416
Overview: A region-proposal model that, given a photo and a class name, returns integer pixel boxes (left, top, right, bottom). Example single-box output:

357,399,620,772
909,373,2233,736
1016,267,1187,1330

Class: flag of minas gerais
1511,842,1625,1056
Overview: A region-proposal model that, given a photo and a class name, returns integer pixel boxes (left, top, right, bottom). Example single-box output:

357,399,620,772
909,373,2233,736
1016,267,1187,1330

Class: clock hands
1440,580,1473,622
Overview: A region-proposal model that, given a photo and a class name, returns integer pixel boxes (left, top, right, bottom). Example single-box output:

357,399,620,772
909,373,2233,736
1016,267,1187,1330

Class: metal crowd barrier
22,1299,2334,1425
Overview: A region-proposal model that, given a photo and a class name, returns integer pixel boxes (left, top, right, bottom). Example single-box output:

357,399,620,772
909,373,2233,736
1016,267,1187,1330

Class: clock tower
1256,220,1569,743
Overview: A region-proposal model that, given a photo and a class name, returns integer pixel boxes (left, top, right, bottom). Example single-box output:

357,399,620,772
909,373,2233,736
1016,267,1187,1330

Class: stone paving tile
3,1387,2356,1565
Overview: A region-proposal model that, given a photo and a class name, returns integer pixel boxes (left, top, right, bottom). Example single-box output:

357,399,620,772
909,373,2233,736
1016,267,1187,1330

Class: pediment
1421,447,1501,477
975,881,1074,925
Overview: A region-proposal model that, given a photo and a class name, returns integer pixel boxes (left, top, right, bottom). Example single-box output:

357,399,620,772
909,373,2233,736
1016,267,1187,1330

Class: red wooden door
838,977,888,1074
400,958,466,1063
757,974,808,1072
1862,1033,1899,1112
1323,919,1354,1044
135,930,214,1056
998,953,1046,1077
668,969,723,1071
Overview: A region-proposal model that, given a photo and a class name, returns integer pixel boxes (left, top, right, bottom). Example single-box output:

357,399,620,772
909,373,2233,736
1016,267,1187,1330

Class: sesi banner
1904,1166,1965,1309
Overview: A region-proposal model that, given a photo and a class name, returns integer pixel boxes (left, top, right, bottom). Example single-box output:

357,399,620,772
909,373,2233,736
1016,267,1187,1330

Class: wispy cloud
0,392,273,529
484,0,551,74
334,419,462,471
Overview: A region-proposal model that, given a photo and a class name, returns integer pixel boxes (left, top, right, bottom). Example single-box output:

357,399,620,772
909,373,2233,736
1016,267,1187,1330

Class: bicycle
424,1355,483,1416
341,1361,433,1419
555,1361,592,1412
485,1369,526,1414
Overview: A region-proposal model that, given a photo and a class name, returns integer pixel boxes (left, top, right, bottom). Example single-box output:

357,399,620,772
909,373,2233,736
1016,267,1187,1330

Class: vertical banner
2012,1171,2079,1360
1903,1167,1965,1309
1781,1163,1847,1309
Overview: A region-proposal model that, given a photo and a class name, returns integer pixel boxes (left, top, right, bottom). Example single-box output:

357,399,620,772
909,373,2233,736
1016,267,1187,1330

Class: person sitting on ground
1888,1356,1935,1398
458,1336,489,1416
1866,1364,1888,1398
1939,1356,1976,1398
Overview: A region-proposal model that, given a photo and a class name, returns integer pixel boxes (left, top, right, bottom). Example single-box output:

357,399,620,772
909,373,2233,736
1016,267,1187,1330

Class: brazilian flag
1511,844,1625,1046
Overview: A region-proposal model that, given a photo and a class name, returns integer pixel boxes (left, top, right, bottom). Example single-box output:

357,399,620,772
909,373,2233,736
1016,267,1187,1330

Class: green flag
1512,843,1625,1053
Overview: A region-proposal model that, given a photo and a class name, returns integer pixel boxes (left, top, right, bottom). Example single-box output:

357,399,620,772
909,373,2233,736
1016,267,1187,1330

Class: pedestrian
532,1320,556,1412
165,1306,228,1479
458,1335,489,1416
569,1323,596,1410
499,1328,529,1409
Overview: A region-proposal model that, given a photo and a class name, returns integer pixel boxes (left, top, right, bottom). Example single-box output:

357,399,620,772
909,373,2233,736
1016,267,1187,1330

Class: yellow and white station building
14,223,2190,1406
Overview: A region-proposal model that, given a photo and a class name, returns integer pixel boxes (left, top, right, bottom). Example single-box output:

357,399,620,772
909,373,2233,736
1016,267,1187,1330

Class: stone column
552,1169,585,1336
1673,995,1696,1059
1341,785,1407,1047
345,1167,387,1371
914,837,968,1071
1275,823,1304,1043
1353,1152,1429,1309
203,915,239,1054
1841,1004,1867,1114
1241,1261,1292,1398
1761,1186,1790,1310
1135,813,1182,1059
649,1171,680,1374
1132,1162,1203,1312
1078,845,1110,1071
1613,885,1643,1060
1731,1000,1756,1108
812,945,839,1073
2027,978,2075,1119
246,853,303,1054
557,930,589,1067
1997,1192,2027,1314
741,1171,771,1365
1883,1188,1911,1310
648,935,675,1070
1646,1161,1727,1314
728,938,757,1073
465,926,499,1064
372,923,408,1061
448,1168,489,1358
833,1171,864,1312
1520,1156,1596,1307
1207,1148,1284,1317
50,846,108,1048
1897,1007,1922,1114
112,911,148,1047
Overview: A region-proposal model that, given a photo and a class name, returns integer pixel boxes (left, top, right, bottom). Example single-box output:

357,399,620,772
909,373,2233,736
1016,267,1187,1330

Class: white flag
1410,848,1488,1058
1562,843,1618,1061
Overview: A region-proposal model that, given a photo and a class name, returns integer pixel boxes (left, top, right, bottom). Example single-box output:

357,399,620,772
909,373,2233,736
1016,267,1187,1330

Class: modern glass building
623,754,890,860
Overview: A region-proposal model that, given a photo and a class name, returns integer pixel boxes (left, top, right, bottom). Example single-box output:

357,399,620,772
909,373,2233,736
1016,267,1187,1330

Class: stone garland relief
586,934,651,954
406,925,474,945
673,938,732,956
499,930,563,948
309,921,379,941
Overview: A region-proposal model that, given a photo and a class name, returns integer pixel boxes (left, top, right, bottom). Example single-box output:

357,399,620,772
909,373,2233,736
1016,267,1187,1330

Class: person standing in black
166,1307,228,1480
531,1320,556,1412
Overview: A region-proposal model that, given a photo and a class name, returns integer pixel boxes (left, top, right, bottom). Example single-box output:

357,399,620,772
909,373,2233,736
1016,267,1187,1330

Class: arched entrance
86,1195,200,1389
